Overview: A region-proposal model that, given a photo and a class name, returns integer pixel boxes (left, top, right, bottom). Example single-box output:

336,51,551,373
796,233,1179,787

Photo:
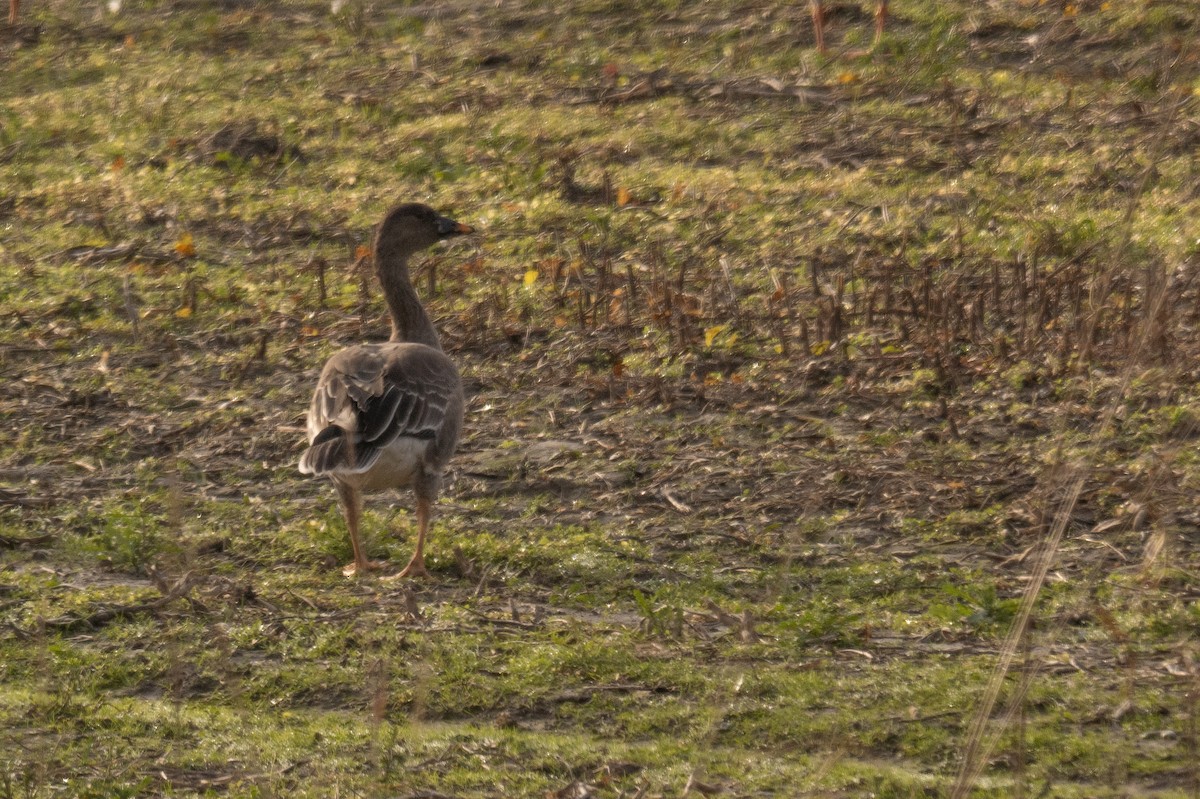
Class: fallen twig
36,572,198,634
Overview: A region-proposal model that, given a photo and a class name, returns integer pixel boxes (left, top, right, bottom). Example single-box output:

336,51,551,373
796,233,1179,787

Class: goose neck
376,251,441,349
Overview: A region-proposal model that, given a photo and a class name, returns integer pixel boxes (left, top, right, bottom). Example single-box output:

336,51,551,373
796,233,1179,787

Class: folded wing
299,344,453,476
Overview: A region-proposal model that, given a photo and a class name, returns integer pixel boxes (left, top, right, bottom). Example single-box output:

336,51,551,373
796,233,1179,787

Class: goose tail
298,425,382,476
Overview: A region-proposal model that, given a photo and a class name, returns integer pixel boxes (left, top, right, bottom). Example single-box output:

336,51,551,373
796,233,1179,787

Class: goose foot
342,559,387,577
383,555,429,580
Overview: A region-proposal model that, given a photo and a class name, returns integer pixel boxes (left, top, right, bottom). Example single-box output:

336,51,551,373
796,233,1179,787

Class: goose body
301,342,462,490
299,203,471,577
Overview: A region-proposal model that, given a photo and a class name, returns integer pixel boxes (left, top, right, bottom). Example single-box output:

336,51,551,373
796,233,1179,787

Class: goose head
375,202,474,260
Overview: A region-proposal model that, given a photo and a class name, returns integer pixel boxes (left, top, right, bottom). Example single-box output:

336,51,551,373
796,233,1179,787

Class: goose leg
873,0,888,48
8,0,17,26
810,1,827,54
335,481,380,577
392,493,431,579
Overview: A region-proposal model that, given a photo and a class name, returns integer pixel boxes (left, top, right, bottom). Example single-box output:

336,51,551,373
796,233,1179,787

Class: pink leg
335,481,381,577
810,1,827,54
393,493,431,579
874,0,888,47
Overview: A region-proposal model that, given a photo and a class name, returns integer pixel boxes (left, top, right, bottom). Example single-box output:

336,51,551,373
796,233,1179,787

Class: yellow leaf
810,340,831,356
1063,3,1078,16
110,155,126,171
837,71,860,85
175,307,193,318
616,187,632,207
523,269,539,287
174,233,195,257
704,324,727,347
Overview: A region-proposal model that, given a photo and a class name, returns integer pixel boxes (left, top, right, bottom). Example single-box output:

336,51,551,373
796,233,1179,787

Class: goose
810,1,888,54
299,203,472,578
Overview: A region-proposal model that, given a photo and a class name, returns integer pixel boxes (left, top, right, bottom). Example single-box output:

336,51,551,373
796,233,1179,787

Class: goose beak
436,216,474,238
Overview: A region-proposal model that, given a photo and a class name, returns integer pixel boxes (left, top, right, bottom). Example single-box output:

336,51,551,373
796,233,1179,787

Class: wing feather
299,343,457,477
360,384,404,443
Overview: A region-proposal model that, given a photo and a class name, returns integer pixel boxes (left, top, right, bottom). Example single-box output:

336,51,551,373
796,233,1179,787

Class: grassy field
3,0,1200,796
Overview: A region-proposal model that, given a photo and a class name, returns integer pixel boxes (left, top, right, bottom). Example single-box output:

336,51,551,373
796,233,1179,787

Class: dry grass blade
950,73,1188,792
36,571,198,634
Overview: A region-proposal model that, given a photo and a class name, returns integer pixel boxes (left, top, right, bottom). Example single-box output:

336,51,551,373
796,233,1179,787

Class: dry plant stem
37,572,196,634
1078,80,1187,366
1187,686,1200,798
1014,627,1028,799
950,254,1176,798
950,475,1082,798
951,57,1190,797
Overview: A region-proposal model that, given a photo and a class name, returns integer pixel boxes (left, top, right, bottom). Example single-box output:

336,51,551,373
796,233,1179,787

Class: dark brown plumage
299,203,472,577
